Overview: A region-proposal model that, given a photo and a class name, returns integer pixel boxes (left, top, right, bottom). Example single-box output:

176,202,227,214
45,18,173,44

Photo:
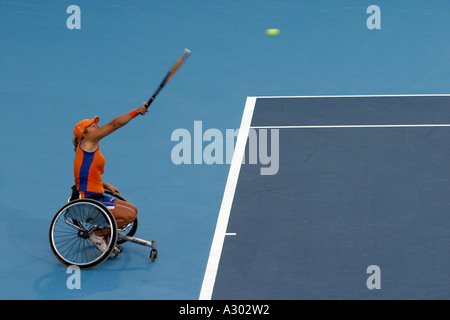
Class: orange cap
73,116,99,140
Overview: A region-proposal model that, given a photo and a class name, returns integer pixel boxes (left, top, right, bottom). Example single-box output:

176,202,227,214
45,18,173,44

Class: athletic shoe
89,234,122,258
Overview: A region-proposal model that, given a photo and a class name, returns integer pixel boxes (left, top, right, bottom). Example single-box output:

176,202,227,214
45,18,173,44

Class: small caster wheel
150,249,158,262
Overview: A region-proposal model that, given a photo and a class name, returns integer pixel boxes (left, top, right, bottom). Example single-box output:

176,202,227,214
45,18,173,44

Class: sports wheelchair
49,186,157,269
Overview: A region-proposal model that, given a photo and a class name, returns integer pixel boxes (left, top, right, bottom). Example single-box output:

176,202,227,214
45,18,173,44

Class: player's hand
103,182,119,195
137,102,149,116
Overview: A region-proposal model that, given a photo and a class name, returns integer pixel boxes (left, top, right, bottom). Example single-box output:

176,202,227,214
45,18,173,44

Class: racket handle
146,97,155,109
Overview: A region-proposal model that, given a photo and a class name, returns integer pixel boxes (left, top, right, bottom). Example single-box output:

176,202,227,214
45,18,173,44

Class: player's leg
113,199,138,228
95,199,137,236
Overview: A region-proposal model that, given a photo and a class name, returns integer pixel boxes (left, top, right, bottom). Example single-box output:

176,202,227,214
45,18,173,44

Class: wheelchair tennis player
72,103,148,256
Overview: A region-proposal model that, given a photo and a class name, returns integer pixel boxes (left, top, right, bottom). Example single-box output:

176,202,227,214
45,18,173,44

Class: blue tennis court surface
0,1,449,300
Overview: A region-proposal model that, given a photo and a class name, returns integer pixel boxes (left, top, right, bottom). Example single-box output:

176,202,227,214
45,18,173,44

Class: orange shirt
74,141,105,194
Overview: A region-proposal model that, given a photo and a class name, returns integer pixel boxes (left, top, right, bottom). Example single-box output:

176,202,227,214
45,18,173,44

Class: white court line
199,94,449,300
251,124,450,129
199,97,257,300
249,93,450,99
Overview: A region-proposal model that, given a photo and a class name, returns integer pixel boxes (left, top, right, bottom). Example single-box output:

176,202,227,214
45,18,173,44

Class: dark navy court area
208,96,450,299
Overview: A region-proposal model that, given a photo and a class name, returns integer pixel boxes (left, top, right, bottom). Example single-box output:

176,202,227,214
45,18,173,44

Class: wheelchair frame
49,188,157,269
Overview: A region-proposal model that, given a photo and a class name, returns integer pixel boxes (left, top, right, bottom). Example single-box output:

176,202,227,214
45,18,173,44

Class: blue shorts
79,191,117,212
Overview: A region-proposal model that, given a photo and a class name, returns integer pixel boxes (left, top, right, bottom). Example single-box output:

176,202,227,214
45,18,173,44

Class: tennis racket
146,48,191,109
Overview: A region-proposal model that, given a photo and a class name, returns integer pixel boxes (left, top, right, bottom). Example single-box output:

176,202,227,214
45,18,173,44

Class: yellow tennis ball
266,28,280,36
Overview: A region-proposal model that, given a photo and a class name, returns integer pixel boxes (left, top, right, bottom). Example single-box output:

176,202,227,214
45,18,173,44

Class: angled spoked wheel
49,199,118,269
